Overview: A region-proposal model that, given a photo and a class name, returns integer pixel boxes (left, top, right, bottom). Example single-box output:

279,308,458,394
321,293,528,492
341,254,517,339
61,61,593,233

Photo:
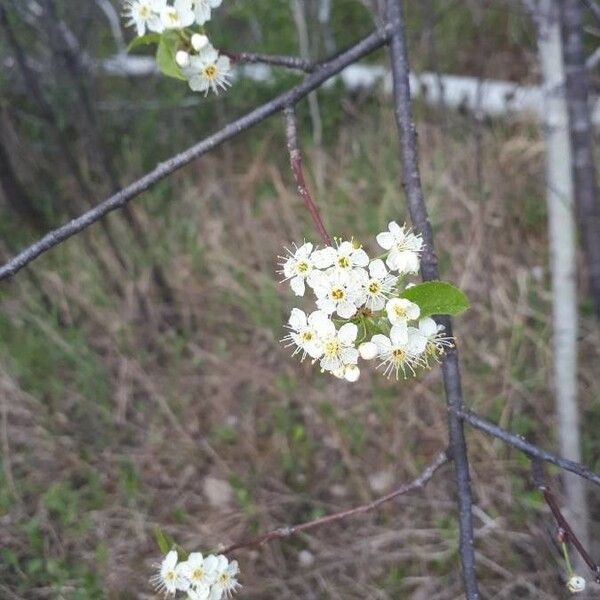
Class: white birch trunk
534,0,589,554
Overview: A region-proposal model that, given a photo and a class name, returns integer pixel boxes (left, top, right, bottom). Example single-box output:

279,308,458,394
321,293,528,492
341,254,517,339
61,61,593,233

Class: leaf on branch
156,34,187,81
400,281,469,318
127,33,161,53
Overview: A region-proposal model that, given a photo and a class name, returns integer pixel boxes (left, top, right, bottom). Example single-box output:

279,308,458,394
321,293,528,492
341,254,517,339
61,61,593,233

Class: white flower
161,0,195,29
385,298,420,325
354,259,397,311
376,221,423,274
191,33,210,51
358,341,378,360
280,242,317,297
343,364,360,382
311,240,369,272
123,0,165,36
184,45,232,95
176,50,191,68
371,325,425,378
193,0,223,25
189,585,211,600
566,575,586,593
177,553,219,590
308,269,361,319
314,320,359,373
282,309,329,360
408,317,454,365
209,556,240,599
150,550,189,595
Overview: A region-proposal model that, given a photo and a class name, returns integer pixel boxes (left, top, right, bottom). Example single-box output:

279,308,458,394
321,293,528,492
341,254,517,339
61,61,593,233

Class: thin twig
580,0,600,25
385,1,480,597
283,106,332,245
220,450,450,554
0,26,391,281
222,50,315,73
532,459,600,581
458,408,600,486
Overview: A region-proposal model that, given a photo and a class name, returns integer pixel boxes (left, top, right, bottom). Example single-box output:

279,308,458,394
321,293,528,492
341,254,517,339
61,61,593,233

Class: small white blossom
183,45,232,95
409,317,454,365
314,319,359,373
280,242,317,297
150,550,189,596
161,0,195,29
311,240,369,272
176,50,191,68
386,297,420,326
372,324,425,378
191,33,210,51
193,0,223,25
355,259,397,311
177,553,219,590
358,341,378,360
123,0,165,36
210,556,240,600
566,575,586,593
376,221,423,274
283,309,329,360
308,269,361,319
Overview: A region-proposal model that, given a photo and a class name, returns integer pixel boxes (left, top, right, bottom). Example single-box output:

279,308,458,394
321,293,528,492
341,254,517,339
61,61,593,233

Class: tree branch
385,1,480,597
0,26,390,281
220,450,450,555
458,408,600,487
222,50,315,73
284,106,332,245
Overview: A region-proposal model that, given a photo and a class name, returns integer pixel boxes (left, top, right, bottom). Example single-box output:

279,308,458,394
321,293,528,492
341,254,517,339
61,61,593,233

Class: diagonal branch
222,50,315,73
0,26,390,282
220,450,450,555
385,1,480,597
284,106,332,245
458,408,600,486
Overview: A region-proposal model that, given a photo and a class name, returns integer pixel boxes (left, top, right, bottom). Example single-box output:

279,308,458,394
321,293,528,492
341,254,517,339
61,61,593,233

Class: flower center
392,348,406,361
394,306,407,318
337,255,350,268
301,331,313,342
368,281,380,294
203,64,218,79
296,260,310,274
192,568,204,581
138,6,151,18
324,340,339,357
165,571,176,582
330,288,345,300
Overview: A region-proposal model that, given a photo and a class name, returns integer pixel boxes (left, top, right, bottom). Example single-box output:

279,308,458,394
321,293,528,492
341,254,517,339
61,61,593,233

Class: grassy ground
1,89,600,598
1,1,600,598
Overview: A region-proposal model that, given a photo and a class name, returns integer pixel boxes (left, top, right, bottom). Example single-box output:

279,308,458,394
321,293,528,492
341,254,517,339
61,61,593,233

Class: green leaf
154,525,171,555
156,34,187,81
127,33,161,53
400,281,469,318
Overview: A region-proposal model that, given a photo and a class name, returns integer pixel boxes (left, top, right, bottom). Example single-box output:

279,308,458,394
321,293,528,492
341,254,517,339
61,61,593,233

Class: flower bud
344,365,360,382
358,342,378,360
175,50,190,68
566,575,586,593
191,33,209,51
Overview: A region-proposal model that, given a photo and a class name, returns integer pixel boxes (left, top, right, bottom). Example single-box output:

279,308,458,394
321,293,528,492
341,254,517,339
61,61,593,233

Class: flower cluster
152,550,240,599
280,222,454,382
123,0,232,95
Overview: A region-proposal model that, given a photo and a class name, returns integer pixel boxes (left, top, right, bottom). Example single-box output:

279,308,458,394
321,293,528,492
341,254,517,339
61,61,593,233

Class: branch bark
385,1,479,597
220,450,449,554
0,26,391,280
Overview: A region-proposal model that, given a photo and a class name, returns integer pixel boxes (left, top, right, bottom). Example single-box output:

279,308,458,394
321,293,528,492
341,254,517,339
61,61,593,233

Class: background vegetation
0,0,599,597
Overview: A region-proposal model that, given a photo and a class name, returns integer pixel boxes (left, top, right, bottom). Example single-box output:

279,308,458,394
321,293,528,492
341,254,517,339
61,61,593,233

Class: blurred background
1,0,600,598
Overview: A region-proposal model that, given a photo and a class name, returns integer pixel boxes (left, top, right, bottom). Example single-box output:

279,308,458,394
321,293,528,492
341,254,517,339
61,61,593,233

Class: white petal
290,276,306,296
388,221,402,236
351,248,369,267
307,270,329,295
336,301,357,319
368,258,387,279
376,231,394,250
358,341,378,360
390,323,409,345
164,550,178,570
371,334,391,353
189,75,210,92
338,322,358,344
344,365,360,382
288,308,307,331
407,328,427,354
296,242,313,258
316,297,336,315
419,317,438,337
311,313,335,337
312,247,336,268
340,346,359,364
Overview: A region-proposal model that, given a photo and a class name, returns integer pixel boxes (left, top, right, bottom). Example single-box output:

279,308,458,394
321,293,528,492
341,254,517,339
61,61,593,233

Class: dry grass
1,97,599,599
